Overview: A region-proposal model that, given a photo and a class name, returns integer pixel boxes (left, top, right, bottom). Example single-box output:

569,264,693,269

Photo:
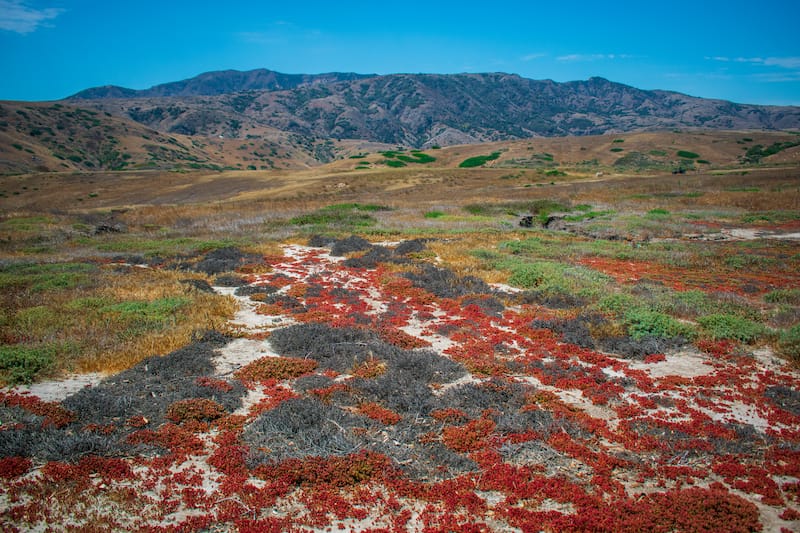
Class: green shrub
765,289,800,305
676,150,700,159
459,152,501,168
397,152,436,164
507,261,609,300
424,211,445,219
610,147,624,153
384,159,406,168
777,325,800,362
0,262,95,292
697,314,766,343
0,345,56,384
290,203,389,228
597,293,637,318
625,309,695,341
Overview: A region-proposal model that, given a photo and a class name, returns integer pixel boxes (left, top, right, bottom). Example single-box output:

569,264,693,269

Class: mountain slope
67,70,800,147
69,69,373,99
0,100,375,174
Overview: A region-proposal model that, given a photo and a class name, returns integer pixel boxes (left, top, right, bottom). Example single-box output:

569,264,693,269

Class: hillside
66,70,800,147
69,69,372,99
0,101,390,174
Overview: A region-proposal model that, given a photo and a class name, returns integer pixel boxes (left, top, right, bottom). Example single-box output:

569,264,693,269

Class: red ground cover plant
166,398,227,424
356,402,403,425
0,391,75,428
234,355,318,383
578,255,800,296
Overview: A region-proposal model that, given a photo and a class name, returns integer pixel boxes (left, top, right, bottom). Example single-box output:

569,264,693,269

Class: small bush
597,293,636,318
459,152,501,168
676,150,700,159
625,309,695,341
697,314,766,343
777,325,800,362
166,398,226,423
235,356,318,382
765,289,800,305
0,345,56,384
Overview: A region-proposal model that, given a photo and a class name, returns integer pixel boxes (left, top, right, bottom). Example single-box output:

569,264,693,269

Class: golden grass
78,268,237,374
0,264,236,381
425,232,517,285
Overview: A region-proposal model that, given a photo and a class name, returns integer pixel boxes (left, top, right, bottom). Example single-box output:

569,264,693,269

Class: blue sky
1,0,799,105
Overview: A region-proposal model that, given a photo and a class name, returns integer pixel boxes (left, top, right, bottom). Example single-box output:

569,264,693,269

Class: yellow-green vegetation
0,262,234,383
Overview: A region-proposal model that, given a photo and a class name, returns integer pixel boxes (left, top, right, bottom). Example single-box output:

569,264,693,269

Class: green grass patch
597,293,637,318
0,262,96,292
424,211,446,219
741,140,800,164
741,211,800,224
624,308,695,341
0,344,58,384
649,150,667,157
290,203,390,229
725,187,760,192
459,152,501,168
697,314,767,343
777,325,800,362
463,199,569,218
384,159,407,168
765,289,800,305
505,260,611,301
676,150,700,159
89,237,244,257
0,216,54,231
563,210,615,222
397,152,436,164
610,147,624,153
612,139,625,143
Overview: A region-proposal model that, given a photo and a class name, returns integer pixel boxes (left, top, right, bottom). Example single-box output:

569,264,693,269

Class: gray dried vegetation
0,331,245,462
192,247,265,275
532,313,687,359
403,264,495,299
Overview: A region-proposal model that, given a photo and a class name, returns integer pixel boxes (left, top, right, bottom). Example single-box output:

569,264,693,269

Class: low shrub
166,398,226,423
235,356,318,382
697,314,767,343
0,345,57,384
777,324,800,363
624,308,695,341
458,152,501,168
765,289,800,305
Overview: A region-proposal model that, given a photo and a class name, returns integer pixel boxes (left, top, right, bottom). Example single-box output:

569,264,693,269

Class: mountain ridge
64,69,800,148
69,69,374,99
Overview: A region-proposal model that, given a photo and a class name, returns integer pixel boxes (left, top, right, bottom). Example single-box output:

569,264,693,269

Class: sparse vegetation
1,128,799,531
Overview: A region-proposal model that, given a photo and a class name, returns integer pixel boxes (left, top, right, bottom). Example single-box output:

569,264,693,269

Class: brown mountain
0,100,381,174
67,70,800,148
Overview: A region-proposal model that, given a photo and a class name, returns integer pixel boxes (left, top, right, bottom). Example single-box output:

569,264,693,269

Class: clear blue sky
2,0,799,105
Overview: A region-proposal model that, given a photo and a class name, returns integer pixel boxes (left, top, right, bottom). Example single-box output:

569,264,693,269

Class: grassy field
1,130,799,531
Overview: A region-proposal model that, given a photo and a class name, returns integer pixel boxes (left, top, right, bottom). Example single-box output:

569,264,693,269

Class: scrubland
1,131,799,531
